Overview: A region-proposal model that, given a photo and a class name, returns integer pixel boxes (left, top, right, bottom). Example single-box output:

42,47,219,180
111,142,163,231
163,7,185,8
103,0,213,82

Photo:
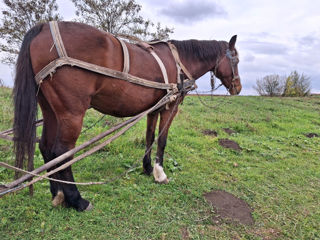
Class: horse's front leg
143,112,159,175
153,102,179,184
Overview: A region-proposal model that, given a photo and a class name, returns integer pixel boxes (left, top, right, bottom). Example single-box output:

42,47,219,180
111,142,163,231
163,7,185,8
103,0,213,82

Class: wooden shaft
5,93,173,190
5,113,141,189
0,119,43,136
15,108,149,192
0,134,14,141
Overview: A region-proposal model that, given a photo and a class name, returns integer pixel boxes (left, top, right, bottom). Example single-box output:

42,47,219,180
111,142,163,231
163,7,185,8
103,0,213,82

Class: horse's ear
229,35,237,50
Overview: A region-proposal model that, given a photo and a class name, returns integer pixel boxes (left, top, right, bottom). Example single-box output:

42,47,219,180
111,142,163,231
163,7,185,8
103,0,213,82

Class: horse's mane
169,39,227,64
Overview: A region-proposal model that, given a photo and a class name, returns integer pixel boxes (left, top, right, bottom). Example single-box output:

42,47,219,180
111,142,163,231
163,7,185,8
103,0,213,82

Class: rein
210,71,223,92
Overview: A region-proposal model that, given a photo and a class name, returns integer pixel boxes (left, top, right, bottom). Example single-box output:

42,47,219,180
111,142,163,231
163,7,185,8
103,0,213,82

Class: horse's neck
173,40,225,80
182,57,216,80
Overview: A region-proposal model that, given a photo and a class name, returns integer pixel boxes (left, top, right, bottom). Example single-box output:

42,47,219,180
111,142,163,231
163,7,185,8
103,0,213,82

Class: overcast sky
1,0,319,95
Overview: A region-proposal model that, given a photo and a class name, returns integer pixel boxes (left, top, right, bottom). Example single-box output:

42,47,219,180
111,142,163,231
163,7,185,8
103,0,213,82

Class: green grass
1,87,319,239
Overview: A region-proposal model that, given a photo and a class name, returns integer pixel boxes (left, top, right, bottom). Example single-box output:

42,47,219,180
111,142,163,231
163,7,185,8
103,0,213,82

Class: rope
194,87,229,110
80,114,106,134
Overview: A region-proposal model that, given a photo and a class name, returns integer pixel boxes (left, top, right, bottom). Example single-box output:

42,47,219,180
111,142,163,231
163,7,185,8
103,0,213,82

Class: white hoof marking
85,202,94,211
52,190,64,207
153,163,168,183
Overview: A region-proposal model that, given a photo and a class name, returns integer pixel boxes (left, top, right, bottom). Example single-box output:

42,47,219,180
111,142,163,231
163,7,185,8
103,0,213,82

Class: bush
283,71,311,97
254,71,311,97
253,74,285,96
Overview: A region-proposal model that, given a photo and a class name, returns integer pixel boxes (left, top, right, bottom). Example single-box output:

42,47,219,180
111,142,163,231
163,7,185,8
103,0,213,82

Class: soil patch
305,133,319,138
219,139,242,151
223,128,236,135
202,129,218,137
204,190,254,225
180,227,190,239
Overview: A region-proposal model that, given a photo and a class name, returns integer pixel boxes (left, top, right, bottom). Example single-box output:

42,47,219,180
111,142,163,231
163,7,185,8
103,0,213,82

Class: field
0,86,319,239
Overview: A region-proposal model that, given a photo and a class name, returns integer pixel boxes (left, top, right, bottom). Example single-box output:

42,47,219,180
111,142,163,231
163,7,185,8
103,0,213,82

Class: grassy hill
0,86,319,239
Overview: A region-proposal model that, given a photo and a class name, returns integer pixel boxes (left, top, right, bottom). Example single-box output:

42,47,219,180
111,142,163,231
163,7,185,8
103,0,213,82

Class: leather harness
35,21,196,98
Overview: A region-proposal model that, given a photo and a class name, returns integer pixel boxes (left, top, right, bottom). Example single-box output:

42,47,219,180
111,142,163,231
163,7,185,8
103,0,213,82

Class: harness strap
167,42,194,81
226,49,240,82
34,56,178,91
136,41,170,92
150,51,170,92
138,40,197,93
117,38,130,74
37,22,198,95
49,21,67,58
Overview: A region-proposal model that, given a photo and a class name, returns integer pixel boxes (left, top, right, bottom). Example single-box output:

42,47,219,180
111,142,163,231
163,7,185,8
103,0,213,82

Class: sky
0,0,319,95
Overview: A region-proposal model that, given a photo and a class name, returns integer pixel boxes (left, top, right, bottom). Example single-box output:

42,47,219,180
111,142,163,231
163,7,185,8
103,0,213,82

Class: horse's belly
90,89,164,117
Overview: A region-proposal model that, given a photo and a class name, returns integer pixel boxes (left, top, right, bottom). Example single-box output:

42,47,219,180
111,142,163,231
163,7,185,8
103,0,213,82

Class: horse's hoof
85,202,94,211
153,163,169,184
156,178,169,184
143,166,153,176
52,191,65,207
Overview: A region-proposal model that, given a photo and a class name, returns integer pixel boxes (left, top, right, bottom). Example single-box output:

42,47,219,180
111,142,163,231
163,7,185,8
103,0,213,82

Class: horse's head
213,35,242,95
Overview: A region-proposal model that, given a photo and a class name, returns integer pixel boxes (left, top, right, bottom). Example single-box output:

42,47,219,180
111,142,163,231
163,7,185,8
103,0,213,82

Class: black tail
13,23,43,178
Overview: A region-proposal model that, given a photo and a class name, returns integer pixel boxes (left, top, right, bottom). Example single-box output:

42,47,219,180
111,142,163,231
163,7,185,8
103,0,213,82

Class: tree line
0,0,173,65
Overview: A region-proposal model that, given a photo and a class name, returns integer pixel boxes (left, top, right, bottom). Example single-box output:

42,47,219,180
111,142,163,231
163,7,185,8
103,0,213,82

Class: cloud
159,0,227,24
295,33,320,56
240,40,289,56
298,34,318,46
243,53,255,63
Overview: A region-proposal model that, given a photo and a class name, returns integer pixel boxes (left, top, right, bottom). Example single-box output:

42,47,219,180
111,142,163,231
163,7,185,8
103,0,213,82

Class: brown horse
13,21,241,211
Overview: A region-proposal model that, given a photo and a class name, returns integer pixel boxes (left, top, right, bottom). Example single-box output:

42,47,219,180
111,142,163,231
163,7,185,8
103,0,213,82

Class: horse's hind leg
153,103,179,184
51,113,92,211
143,112,159,175
38,93,62,203
38,93,88,210
38,84,92,211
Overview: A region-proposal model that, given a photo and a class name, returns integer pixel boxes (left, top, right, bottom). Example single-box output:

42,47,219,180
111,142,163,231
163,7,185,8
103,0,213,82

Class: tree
0,0,62,64
283,71,311,97
254,74,285,96
71,0,173,41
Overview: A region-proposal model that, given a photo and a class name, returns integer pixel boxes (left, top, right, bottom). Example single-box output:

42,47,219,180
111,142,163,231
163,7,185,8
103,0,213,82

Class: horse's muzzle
229,83,242,95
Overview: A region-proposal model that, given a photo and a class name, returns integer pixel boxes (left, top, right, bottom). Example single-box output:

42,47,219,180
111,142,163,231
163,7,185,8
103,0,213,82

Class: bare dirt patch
202,129,218,137
253,227,281,240
180,227,190,239
305,133,319,138
218,139,242,151
204,190,254,225
223,128,236,135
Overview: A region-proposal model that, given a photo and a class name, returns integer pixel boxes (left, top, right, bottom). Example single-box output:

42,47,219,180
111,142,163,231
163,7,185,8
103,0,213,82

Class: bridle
212,48,240,94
